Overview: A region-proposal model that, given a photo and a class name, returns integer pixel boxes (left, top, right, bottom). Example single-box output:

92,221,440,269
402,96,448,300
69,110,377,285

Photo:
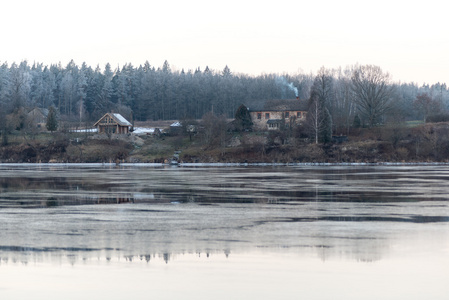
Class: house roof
112,113,132,126
28,107,49,117
246,99,308,112
94,113,132,127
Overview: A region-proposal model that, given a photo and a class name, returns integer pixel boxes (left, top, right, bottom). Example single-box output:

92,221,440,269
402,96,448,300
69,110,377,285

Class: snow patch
71,128,98,133
132,127,156,134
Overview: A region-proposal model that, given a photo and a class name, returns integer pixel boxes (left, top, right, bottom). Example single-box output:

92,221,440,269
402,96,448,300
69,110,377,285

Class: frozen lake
0,164,448,299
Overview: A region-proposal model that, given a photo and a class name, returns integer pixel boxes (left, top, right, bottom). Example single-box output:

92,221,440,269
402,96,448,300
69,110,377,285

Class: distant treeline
0,60,448,128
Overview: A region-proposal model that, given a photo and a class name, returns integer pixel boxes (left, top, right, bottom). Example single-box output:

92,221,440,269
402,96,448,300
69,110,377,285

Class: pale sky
2,0,448,84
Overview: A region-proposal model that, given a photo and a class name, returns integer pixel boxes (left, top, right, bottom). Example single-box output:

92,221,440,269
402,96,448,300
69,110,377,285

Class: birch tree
306,90,332,144
77,65,88,124
333,68,356,134
305,69,334,144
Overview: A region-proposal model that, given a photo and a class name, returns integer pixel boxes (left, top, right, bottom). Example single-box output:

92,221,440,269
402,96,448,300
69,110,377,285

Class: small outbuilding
28,107,49,130
94,113,132,134
169,121,183,135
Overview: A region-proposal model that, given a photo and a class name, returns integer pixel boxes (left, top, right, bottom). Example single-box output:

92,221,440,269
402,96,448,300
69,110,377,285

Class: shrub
426,114,449,123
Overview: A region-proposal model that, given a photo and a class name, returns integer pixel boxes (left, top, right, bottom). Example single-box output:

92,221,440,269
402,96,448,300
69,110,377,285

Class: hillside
1,121,449,164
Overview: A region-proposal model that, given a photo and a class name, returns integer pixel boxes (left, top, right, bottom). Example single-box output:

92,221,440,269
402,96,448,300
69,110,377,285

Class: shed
94,113,132,134
169,121,183,135
28,107,49,129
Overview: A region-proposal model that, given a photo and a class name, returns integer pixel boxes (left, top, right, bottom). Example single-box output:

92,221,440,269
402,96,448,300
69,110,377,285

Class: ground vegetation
1,118,449,163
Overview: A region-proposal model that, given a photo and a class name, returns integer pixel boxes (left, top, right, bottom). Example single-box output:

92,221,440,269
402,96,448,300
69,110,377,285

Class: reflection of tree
0,176,137,208
0,249,236,266
0,166,435,208
0,242,390,266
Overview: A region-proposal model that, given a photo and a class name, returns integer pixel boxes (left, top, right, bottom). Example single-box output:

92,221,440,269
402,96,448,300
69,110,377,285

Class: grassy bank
1,121,449,163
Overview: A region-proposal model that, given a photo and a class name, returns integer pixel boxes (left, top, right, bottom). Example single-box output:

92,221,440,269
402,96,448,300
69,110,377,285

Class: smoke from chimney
276,76,298,98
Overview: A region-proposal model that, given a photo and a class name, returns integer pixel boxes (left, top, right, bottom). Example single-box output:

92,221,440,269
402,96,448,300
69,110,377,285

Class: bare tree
200,112,228,150
10,62,31,111
351,65,394,127
306,91,332,144
413,93,441,122
305,69,334,144
333,68,356,135
313,67,334,108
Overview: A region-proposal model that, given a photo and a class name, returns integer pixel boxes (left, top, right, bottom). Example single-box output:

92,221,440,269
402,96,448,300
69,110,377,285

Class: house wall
28,110,48,130
250,111,306,130
98,125,129,134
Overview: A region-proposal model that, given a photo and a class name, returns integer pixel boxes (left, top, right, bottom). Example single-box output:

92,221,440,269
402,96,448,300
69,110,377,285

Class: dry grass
4,121,449,163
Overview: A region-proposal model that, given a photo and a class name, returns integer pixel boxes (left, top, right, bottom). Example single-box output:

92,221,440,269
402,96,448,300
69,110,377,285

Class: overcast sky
2,0,448,84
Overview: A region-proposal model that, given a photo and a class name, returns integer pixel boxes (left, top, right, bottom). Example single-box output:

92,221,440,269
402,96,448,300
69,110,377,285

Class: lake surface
0,164,448,299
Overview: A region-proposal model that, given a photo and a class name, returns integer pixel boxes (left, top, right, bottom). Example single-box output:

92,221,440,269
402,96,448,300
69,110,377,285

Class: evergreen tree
234,104,253,131
0,62,11,113
162,60,171,73
46,106,58,132
320,107,332,143
352,114,361,128
222,65,231,77
41,66,56,109
30,63,45,108
0,59,446,129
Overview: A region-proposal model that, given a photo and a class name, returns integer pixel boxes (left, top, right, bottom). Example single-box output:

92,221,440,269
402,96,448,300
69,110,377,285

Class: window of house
297,112,301,118
265,113,270,119
285,112,289,118
257,113,262,119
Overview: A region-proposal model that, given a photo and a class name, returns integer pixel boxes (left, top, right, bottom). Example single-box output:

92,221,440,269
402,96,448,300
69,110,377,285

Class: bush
395,147,409,161
426,114,449,123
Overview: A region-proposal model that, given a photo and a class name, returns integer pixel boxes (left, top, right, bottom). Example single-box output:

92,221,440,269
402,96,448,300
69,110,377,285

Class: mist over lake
0,164,448,299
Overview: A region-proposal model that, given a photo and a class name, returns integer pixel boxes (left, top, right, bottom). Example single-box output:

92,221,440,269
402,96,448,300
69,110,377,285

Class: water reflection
0,165,448,264
0,241,385,266
1,165,449,299
1,165,449,208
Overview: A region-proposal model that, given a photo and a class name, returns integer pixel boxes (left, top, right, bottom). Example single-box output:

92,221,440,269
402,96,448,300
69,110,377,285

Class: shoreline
1,161,448,167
